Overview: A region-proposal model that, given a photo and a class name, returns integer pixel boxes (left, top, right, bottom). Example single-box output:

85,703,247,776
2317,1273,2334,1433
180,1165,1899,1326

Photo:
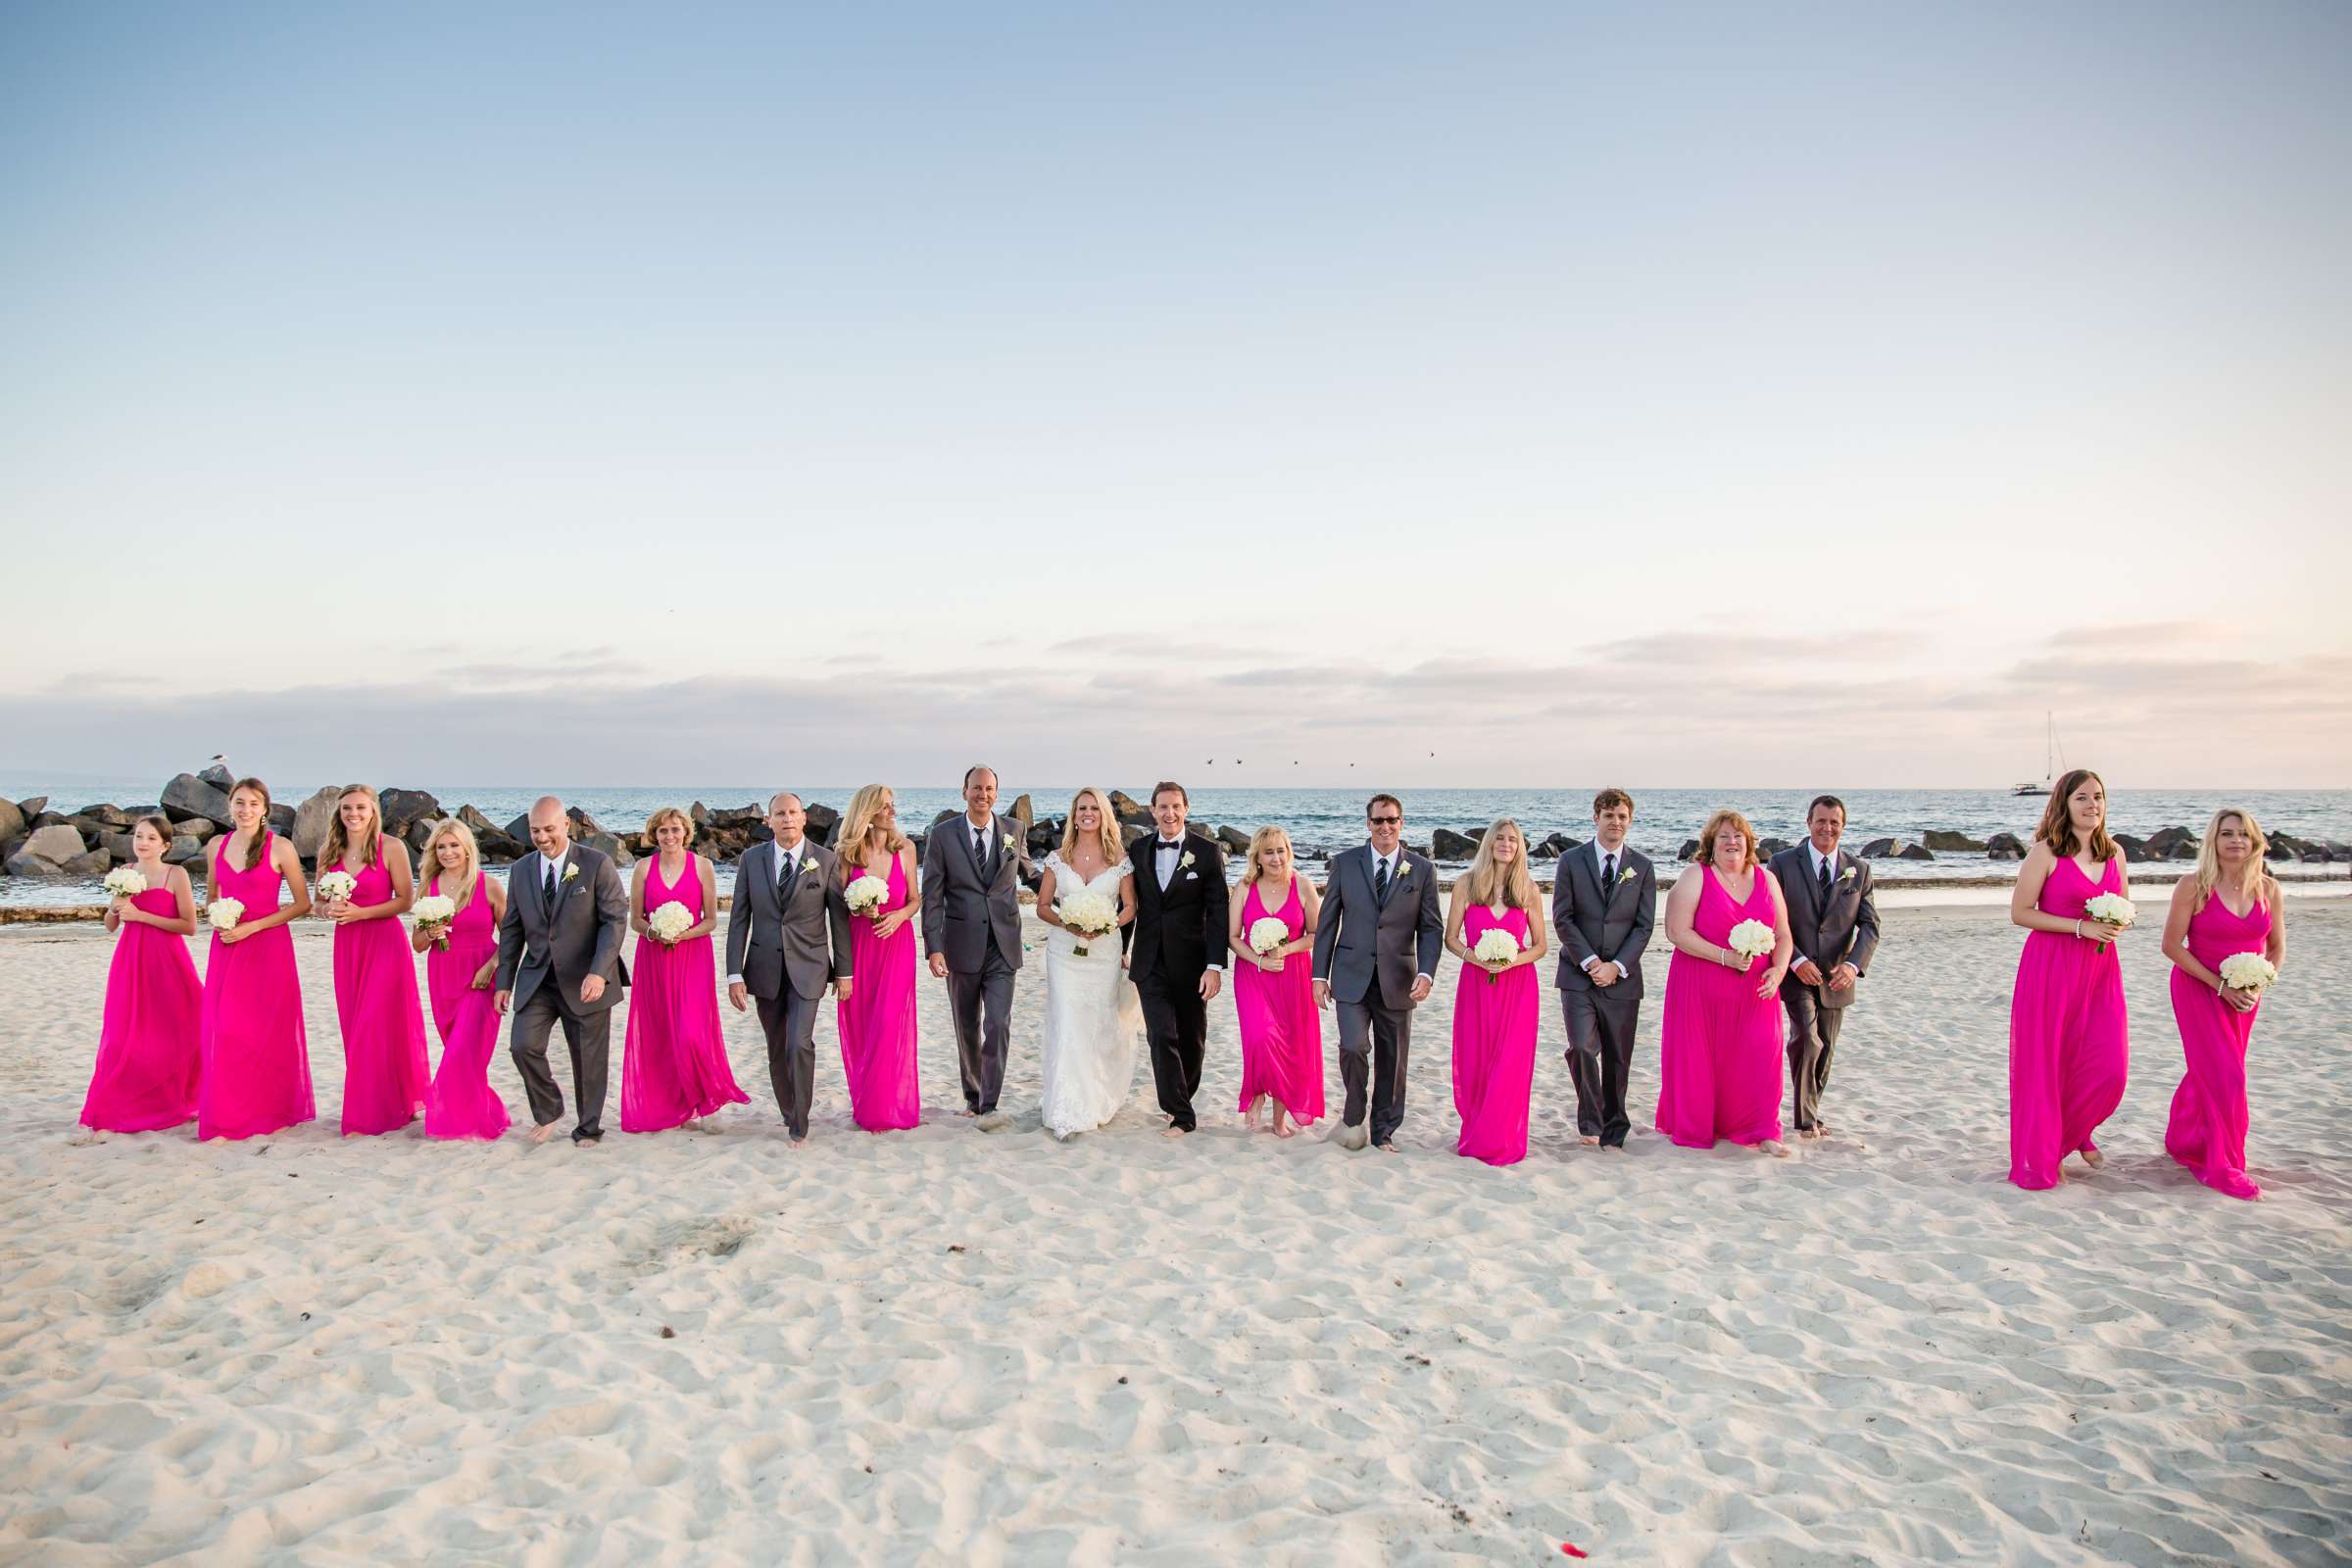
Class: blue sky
2,2,2346,786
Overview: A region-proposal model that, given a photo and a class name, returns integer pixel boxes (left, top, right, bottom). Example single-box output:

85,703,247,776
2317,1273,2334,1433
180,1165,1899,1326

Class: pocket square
1184,870,1198,880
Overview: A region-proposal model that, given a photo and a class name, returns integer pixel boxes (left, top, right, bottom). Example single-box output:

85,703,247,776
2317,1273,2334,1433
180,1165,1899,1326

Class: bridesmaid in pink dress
2007,769,2132,1188
79,815,203,1135
2159,807,2286,1200
1445,819,1548,1165
319,785,431,1135
415,818,512,1140
621,807,750,1133
1227,825,1325,1137
197,779,316,1141
833,784,921,1132
1656,809,1793,1155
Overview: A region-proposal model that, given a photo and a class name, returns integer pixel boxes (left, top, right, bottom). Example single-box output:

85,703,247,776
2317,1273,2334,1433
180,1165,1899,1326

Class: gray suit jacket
920,812,1030,974
1310,845,1444,1009
494,844,630,1012
725,839,853,1003
1768,846,1880,1010
1551,844,1656,998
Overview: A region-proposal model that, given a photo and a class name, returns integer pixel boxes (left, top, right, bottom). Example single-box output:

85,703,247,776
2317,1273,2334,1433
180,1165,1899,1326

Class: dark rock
1986,846,2025,861
379,789,441,835
269,804,296,833
32,811,69,828
1107,791,1154,827
1404,841,1431,859
504,812,532,846
62,849,110,876
1007,794,1034,832
578,830,633,867
1430,827,1479,858
1923,830,1985,852
566,807,606,837
1984,831,2028,857
2143,825,2199,859
803,804,840,847
77,804,131,828
1757,837,1791,858
2112,833,2154,863
99,831,135,863
165,835,207,866
160,773,235,829
931,809,959,829
1896,842,1935,860
1028,818,1062,853
707,804,764,829
1215,824,1250,854
0,798,22,843
17,796,48,819
1857,837,1898,858
64,814,108,838
1535,832,1580,858
4,847,67,876
1679,838,1702,861
291,788,342,861
197,761,235,791
1119,822,1152,848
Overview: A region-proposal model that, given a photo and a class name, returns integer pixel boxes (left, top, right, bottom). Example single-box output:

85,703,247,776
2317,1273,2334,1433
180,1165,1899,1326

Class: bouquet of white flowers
315,870,358,907
1727,919,1776,963
102,867,147,900
2082,893,2135,947
1059,889,1118,956
2218,952,2278,993
845,874,890,918
411,893,457,950
1472,925,1522,985
1248,915,1292,956
647,901,694,944
207,898,245,933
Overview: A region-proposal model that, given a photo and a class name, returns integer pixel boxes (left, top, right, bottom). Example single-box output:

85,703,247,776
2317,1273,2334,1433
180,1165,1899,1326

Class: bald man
494,796,631,1144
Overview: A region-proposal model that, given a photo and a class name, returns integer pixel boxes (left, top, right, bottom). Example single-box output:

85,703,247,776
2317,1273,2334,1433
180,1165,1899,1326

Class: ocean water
4,776,2346,906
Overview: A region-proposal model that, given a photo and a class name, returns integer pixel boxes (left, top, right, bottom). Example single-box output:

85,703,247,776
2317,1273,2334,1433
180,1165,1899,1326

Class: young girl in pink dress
1656,809,1792,1156
197,779,316,1141
319,785,431,1135
2159,807,2287,1200
620,807,749,1133
415,818,511,1140
1228,825,1324,1138
1444,818,1547,1165
2007,769,2132,1189
78,815,202,1136
834,784,921,1132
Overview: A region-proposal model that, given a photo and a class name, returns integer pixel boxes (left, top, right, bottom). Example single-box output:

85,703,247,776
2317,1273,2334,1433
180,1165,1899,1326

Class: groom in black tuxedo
1126,781,1229,1137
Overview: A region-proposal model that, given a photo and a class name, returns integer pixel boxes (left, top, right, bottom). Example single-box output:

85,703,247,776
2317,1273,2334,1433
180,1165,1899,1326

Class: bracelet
2074,920,2082,940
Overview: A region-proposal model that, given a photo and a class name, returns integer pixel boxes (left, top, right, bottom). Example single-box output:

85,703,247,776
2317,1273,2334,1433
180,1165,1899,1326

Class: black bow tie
1157,839,1183,851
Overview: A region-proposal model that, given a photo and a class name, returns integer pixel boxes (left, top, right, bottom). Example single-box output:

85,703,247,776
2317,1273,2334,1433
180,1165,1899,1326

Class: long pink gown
1234,876,1324,1124
197,831,315,1141
2008,856,2131,1189
837,854,920,1131
1451,904,1538,1165
2165,891,2271,1200
1656,866,1785,1149
79,883,203,1133
421,872,511,1141
332,853,433,1135
621,856,749,1133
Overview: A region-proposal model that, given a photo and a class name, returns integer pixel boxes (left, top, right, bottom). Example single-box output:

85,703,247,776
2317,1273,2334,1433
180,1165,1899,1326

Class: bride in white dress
1035,787,1145,1139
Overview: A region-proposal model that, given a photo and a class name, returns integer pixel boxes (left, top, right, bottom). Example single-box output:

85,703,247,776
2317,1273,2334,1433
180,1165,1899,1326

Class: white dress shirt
1582,839,1627,973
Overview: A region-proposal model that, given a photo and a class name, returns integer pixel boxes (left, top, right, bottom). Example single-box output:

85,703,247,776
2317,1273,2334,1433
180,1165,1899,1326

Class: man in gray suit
1312,793,1444,1152
921,764,1030,1131
1768,794,1880,1139
494,796,630,1145
726,792,853,1144
1551,787,1655,1149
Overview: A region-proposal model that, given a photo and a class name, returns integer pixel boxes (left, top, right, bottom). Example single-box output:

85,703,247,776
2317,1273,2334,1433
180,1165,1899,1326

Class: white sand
3,903,2349,1565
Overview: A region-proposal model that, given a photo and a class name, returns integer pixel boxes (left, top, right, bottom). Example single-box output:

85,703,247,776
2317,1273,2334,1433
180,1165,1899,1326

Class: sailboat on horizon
2013,713,2065,797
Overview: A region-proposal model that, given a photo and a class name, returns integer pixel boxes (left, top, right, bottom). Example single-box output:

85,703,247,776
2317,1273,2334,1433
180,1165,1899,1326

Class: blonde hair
1462,817,1537,909
319,783,383,872
1058,787,1123,865
643,806,692,852
420,818,483,911
1697,809,1759,872
839,784,910,870
1244,825,1297,888
2192,806,2272,910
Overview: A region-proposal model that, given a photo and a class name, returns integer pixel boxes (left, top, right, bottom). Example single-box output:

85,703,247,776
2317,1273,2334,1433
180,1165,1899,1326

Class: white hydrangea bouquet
412,893,457,950
315,870,358,909
1059,889,1118,956
647,901,695,944
2218,953,2278,994
1472,924,1522,984
2082,893,2135,948
207,898,245,933
102,866,147,900
845,874,891,918
1727,919,1776,967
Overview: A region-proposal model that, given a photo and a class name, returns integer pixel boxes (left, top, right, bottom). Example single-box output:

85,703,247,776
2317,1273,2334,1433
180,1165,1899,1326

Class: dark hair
133,813,174,849
1365,793,1402,819
2035,768,2116,863
1592,788,1634,816
962,764,997,791
231,777,272,872
1806,795,1846,823
1152,780,1188,807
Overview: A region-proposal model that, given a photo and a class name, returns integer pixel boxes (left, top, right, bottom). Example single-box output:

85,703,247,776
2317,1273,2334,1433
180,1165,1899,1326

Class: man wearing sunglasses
1312,793,1444,1152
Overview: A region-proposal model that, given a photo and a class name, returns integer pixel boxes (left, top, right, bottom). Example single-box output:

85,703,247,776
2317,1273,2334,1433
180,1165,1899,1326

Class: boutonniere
1180,852,1196,868
1617,867,1637,885
561,864,580,885
1840,866,1858,883
1002,833,1016,855
1395,862,1409,879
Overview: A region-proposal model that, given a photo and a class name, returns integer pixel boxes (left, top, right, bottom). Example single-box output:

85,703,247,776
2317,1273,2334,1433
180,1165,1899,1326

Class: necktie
1601,853,1615,889
1818,858,1832,903
543,860,557,901
1375,855,1391,901
975,828,988,867
779,850,796,891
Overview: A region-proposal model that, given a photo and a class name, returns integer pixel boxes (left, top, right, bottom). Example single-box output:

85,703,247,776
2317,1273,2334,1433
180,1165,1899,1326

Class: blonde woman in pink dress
1445,818,1548,1165
620,807,750,1134
2007,769,2132,1189
2159,807,2286,1200
197,778,316,1142
834,784,922,1132
318,784,431,1135
1655,809,1793,1157
1227,824,1323,1138
78,815,203,1137
415,818,512,1140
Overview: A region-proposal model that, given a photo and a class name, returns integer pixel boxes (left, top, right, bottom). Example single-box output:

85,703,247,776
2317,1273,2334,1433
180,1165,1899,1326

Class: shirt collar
1594,839,1621,866
1814,845,1838,874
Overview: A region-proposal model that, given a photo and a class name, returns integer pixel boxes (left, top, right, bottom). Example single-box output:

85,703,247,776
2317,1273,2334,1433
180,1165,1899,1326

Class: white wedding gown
1038,856,1146,1138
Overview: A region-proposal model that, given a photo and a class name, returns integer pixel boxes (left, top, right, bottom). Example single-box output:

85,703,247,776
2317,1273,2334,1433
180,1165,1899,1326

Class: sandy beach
3,899,2348,1565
